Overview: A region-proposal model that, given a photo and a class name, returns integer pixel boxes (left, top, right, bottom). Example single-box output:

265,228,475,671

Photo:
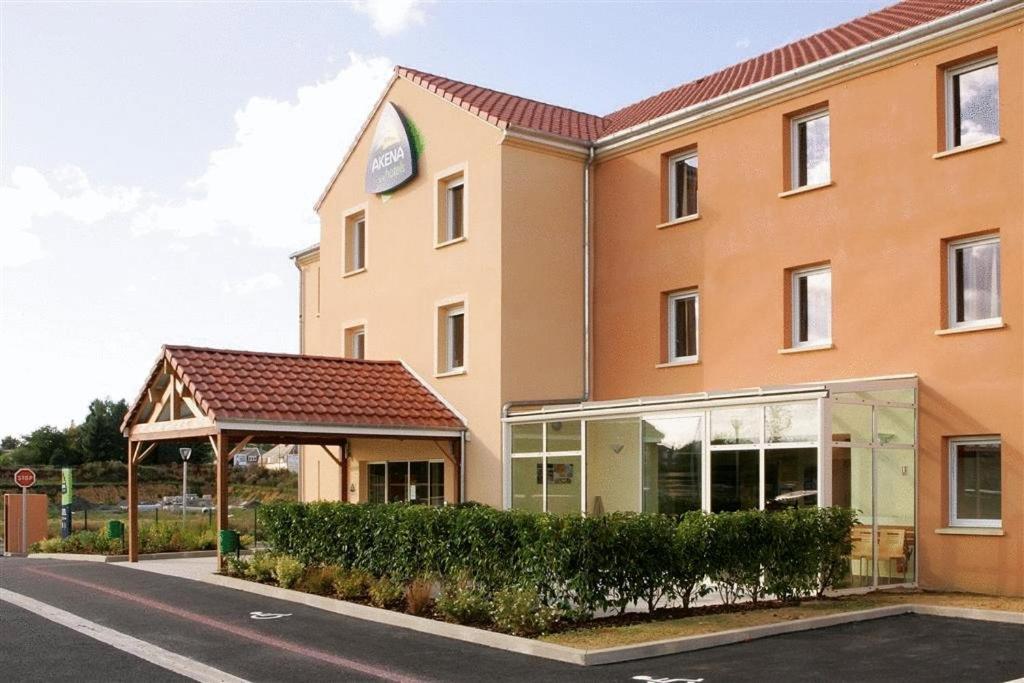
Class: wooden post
127,440,139,562
215,432,230,568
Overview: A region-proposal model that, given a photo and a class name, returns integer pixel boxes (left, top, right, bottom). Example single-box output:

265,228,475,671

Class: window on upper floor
438,303,465,374
444,176,465,242
344,325,365,360
947,234,1000,329
666,290,699,363
789,108,830,189
436,168,467,247
945,56,999,150
667,151,698,221
791,265,831,347
345,212,366,274
950,437,1001,528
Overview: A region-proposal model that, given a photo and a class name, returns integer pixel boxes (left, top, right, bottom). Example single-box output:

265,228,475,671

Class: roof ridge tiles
397,1,991,143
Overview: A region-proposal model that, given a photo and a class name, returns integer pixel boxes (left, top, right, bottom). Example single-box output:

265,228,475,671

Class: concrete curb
184,573,1024,666
909,604,1024,625
28,550,219,563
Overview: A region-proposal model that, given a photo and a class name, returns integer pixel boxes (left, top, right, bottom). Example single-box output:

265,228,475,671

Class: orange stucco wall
298,77,584,507
592,22,1023,595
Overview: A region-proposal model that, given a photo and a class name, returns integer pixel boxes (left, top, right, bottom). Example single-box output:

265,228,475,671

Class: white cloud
352,0,427,36
223,272,283,295
132,53,394,249
735,38,751,49
0,165,142,267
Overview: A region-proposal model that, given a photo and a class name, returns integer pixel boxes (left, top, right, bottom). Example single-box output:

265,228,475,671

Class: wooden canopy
121,346,466,564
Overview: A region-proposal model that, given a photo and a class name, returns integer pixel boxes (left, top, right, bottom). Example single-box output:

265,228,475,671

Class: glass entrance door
829,383,917,588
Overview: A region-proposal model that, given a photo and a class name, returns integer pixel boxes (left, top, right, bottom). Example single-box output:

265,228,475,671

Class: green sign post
61,467,73,538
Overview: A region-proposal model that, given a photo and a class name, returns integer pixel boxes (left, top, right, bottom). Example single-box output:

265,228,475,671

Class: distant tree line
0,398,211,468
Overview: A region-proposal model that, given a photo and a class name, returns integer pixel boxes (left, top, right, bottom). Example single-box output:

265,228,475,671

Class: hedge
258,502,856,614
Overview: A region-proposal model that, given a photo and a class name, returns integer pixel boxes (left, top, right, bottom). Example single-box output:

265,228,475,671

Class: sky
0,0,890,437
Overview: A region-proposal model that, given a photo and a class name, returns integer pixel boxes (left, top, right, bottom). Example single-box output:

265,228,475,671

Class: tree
1,435,21,451
8,426,81,467
76,398,129,462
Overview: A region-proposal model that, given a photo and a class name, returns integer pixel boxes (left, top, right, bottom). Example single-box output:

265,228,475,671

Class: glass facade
506,378,917,589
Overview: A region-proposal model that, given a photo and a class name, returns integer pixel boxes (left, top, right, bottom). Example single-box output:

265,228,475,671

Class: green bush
434,572,491,625
274,555,305,589
491,586,557,637
224,556,251,578
246,552,278,582
258,502,856,615
333,569,374,600
368,576,405,610
299,565,341,596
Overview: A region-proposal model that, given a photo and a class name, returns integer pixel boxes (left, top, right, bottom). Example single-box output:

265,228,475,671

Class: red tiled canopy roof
123,346,464,432
398,0,992,142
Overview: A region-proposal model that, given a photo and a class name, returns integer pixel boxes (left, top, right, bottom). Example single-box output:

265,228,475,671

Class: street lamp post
180,447,192,526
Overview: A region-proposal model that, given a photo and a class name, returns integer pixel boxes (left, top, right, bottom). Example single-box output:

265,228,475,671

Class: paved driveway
1,557,1021,682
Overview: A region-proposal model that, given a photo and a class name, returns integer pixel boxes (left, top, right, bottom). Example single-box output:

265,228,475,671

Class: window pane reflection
953,62,999,146
711,449,759,512
643,415,702,514
764,448,817,510
711,407,760,445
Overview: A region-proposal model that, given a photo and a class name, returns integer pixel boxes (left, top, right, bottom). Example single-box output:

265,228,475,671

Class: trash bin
219,529,239,553
106,520,124,540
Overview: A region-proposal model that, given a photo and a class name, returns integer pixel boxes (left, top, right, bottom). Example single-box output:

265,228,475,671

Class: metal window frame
445,306,465,372
947,234,1001,329
667,150,698,221
789,108,830,189
445,177,465,242
791,265,832,347
944,55,999,150
948,436,1002,528
667,289,700,363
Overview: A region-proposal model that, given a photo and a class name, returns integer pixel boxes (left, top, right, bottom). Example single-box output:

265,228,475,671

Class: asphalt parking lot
1,557,1021,682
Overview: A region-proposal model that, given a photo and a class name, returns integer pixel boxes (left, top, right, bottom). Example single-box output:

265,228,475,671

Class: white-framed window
948,235,1000,328
667,290,699,363
945,56,999,150
367,460,445,505
344,325,365,360
345,213,366,274
444,177,465,242
443,305,465,372
792,266,831,347
790,109,830,188
950,437,1001,527
667,151,698,221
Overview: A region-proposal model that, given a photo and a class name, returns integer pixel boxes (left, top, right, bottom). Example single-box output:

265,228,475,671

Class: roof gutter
595,0,1021,154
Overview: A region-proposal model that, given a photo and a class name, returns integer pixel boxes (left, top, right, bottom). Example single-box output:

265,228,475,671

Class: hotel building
291,0,1022,596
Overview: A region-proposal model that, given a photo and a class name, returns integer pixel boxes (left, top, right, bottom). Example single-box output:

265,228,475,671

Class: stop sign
14,468,36,488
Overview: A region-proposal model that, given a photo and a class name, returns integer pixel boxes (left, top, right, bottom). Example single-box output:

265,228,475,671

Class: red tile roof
398,0,993,143
602,0,989,135
124,346,464,433
396,66,608,142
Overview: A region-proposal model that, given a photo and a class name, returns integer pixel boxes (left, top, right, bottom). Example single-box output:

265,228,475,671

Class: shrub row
224,553,560,636
258,503,856,615
32,521,219,555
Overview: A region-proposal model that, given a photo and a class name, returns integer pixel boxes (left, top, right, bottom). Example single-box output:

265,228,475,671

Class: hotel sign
365,102,417,194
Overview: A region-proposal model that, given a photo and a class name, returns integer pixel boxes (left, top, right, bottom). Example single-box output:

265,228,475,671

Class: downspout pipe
501,143,595,420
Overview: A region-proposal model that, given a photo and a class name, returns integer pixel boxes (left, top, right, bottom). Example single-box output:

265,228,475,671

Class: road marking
632,676,705,683
1,588,249,683
24,566,429,683
250,611,291,620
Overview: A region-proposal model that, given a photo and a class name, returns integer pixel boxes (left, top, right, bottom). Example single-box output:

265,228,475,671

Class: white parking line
1,588,249,683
